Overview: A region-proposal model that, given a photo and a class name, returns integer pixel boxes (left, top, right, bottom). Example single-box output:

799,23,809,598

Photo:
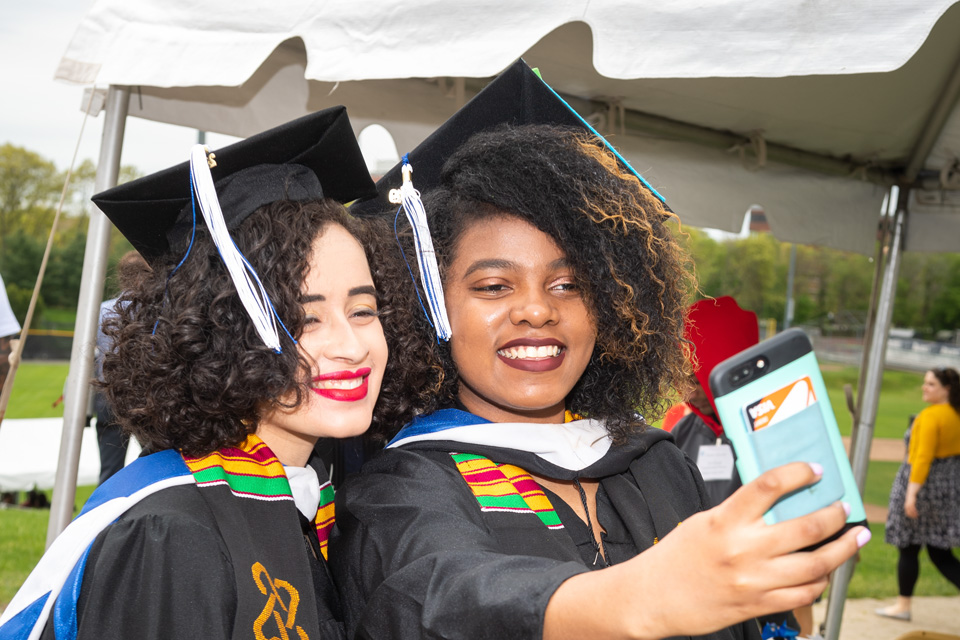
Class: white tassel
399,159,452,341
188,145,283,352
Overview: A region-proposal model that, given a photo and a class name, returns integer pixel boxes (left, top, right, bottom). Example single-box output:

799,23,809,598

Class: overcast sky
1,0,246,176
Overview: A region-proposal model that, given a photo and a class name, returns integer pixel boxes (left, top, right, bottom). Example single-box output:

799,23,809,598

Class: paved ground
842,436,905,463
814,596,959,639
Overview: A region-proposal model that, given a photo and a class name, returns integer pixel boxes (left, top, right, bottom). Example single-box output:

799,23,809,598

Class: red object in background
686,296,759,413
661,403,691,432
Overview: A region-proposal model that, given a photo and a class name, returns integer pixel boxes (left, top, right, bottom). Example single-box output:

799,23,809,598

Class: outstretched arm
544,462,869,640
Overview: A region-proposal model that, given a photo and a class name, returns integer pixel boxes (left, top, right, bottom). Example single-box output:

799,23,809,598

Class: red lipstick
312,367,371,402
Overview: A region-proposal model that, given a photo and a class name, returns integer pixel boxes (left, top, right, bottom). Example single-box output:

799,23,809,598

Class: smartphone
708,328,866,525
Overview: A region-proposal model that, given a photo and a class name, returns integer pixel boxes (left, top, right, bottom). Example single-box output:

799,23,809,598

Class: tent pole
45,85,130,547
849,188,896,459
823,189,907,640
783,243,797,330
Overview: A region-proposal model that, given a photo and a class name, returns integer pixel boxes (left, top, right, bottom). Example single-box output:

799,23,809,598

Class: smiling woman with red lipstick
0,109,438,640
331,63,868,640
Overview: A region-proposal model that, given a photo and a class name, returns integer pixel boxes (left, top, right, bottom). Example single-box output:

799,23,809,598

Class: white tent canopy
35,3,960,638
56,0,960,254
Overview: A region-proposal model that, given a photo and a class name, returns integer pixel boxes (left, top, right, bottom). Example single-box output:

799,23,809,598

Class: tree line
1,141,957,338
0,143,138,329
678,226,960,340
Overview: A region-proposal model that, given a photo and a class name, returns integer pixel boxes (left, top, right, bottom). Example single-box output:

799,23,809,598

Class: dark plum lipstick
496,338,566,372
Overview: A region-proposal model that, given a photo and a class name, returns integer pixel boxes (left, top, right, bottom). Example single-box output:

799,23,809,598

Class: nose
321,315,369,364
508,286,559,328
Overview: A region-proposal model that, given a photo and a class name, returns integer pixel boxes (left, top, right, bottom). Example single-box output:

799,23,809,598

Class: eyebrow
461,257,571,280
300,285,378,303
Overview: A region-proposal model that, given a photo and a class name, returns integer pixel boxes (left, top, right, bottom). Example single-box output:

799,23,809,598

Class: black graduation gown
330,426,762,640
41,457,345,640
669,412,742,508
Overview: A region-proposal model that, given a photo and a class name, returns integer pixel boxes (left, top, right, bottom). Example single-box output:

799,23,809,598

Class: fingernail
856,528,872,548
809,462,823,476
842,502,851,517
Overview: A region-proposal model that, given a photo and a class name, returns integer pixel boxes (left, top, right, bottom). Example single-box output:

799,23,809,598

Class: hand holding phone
708,329,866,525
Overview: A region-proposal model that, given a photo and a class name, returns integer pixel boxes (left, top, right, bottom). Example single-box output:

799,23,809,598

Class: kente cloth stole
450,453,564,530
183,435,335,559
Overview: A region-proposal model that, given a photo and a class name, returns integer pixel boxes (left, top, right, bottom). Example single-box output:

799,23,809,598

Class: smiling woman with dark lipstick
331,65,868,640
447,216,595,423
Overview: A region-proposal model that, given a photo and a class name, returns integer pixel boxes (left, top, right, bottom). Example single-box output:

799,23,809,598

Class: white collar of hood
284,464,321,519
388,418,612,472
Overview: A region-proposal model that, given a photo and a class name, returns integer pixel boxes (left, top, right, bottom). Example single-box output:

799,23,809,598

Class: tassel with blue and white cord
188,145,287,352
390,155,452,341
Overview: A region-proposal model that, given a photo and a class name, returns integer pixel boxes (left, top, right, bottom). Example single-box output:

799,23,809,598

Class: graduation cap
91,106,377,352
354,59,667,342
354,59,665,215
93,106,377,265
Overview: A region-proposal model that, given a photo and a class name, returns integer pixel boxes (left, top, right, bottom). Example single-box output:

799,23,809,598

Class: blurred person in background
877,367,960,622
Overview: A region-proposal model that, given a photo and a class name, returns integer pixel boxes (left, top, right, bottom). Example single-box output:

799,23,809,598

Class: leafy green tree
4,281,45,328
42,230,87,308
0,229,44,292
925,254,960,334
716,233,783,319
0,144,60,252
1,144,143,323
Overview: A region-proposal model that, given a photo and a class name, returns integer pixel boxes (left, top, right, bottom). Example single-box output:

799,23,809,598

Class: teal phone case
709,330,866,525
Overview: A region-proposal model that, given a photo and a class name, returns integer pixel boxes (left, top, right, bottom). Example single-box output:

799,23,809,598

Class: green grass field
820,366,926,440
864,460,900,507
0,486,95,609
4,362,68,419
1,362,953,611
847,523,960,599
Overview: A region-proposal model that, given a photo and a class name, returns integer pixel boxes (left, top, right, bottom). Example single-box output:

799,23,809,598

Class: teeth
497,345,561,360
315,377,364,390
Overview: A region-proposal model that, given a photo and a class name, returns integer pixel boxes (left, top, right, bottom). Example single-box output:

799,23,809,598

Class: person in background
877,367,960,622
0,272,22,398
665,296,757,508
92,251,151,484
0,272,23,506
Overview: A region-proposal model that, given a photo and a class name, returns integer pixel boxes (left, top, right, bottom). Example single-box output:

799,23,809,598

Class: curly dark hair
930,367,960,413
102,199,440,456
401,124,694,442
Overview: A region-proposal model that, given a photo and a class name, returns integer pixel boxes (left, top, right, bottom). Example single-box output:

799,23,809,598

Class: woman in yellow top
877,367,960,621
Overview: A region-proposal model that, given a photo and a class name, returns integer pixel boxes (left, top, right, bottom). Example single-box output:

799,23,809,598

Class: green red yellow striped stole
182,435,336,560
450,452,564,530
315,481,335,560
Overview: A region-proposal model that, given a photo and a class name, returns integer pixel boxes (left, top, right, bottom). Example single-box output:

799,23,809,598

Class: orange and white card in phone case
745,376,816,431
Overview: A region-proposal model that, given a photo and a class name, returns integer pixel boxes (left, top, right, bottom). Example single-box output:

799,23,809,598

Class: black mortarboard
93,106,377,264
353,59,666,215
